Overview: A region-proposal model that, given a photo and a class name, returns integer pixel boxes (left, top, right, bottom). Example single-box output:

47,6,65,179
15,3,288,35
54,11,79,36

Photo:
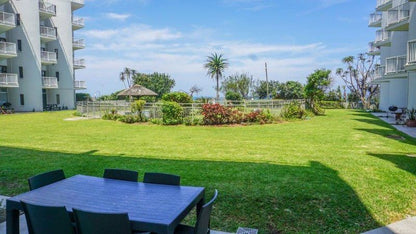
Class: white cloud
76,23,357,96
105,13,131,21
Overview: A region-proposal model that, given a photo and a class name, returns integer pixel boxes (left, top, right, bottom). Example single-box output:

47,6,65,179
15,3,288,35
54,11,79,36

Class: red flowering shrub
202,103,232,125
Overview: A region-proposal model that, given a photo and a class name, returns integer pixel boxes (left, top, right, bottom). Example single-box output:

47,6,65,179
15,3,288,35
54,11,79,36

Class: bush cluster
280,102,310,120
201,104,274,125
162,92,192,103
161,101,184,125
320,101,345,109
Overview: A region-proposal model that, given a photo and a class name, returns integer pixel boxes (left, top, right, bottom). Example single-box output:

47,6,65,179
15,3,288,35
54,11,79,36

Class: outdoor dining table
6,174,205,234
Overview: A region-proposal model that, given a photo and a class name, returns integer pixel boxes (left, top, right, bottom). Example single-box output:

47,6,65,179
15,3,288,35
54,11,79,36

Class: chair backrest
103,169,138,182
195,190,218,234
28,169,65,190
73,209,131,234
143,172,180,185
21,201,75,234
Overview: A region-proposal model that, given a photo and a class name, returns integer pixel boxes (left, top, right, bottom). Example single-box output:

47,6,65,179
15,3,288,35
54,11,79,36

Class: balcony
40,26,57,42
74,80,86,90
41,51,57,65
0,11,15,33
374,29,391,47
376,0,392,11
368,42,381,56
39,1,56,19
42,76,58,89
406,40,416,70
74,58,85,69
0,42,16,59
0,73,18,88
72,17,84,30
386,3,410,31
386,55,406,77
73,38,85,50
374,65,386,79
369,13,382,27
71,0,85,10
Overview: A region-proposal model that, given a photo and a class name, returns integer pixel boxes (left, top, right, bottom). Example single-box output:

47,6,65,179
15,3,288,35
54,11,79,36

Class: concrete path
371,113,416,138
362,217,416,234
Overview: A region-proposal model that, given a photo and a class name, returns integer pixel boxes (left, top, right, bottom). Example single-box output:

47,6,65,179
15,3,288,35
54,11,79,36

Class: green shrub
162,92,192,103
183,116,204,126
150,118,163,125
102,109,121,121
161,101,184,125
73,111,82,117
225,91,242,101
131,100,146,121
118,115,140,124
280,102,308,120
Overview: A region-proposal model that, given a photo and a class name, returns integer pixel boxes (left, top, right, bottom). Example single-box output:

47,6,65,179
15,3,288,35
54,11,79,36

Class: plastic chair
73,209,132,234
28,169,65,190
103,169,138,182
21,201,75,234
143,172,180,186
174,190,219,234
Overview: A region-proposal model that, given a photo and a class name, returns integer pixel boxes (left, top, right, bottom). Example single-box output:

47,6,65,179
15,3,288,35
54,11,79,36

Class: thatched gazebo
117,85,158,100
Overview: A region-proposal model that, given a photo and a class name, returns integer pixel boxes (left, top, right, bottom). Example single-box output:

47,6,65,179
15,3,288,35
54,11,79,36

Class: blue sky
75,0,376,97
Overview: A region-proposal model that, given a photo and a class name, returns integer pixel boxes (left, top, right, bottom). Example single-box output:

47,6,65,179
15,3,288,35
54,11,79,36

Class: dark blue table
6,175,205,234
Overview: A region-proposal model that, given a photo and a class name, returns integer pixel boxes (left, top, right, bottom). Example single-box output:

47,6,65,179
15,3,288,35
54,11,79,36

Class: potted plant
406,108,416,127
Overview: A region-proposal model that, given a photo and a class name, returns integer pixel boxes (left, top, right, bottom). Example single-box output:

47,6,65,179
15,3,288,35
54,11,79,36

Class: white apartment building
370,0,416,111
0,0,85,112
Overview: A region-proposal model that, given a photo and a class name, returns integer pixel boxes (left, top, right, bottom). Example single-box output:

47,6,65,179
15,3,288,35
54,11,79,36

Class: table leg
6,208,20,234
196,196,205,218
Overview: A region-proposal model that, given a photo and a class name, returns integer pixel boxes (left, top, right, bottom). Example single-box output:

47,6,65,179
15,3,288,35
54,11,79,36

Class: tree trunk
216,73,219,101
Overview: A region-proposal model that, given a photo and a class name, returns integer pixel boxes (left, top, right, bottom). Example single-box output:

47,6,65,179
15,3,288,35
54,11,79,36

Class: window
1,66,7,73
17,40,22,52
41,70,46,77
56,71,59,81
56,94,60,105
19,66,23,78
16,14,20,26
20,94,24,105
54,49,58,59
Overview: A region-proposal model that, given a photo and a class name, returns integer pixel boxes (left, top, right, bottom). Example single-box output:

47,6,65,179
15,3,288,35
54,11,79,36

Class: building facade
0,0,85,112
370,0,416,111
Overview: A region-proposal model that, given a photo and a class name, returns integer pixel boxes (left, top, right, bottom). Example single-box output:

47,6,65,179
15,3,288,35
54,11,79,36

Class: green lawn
1,110,416,233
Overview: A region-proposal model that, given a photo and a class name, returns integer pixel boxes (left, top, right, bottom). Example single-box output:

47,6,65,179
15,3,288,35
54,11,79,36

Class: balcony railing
41,51,57,64
375,29,391,44
42,76,58,88
73,38,85,49
0,11,15,27
0,42,16,57
377,0,392,10
374,65,385,79
368,42,380,55
0,73,18,87
369,13,382,27
386,55,406,74
71,0,84,10
39,1,56,17
408,40,416,64
74,80,86,89
40,26,57,41
386,3,410,28
72,17,84,29
74,58,85,68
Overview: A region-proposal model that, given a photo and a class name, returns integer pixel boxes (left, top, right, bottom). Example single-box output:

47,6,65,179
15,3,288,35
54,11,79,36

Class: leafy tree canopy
133,72,175,99
221,73,253,99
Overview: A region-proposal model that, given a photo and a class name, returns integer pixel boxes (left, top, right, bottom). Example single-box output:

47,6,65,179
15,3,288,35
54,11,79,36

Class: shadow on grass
368,153,416,176
0,146,380,233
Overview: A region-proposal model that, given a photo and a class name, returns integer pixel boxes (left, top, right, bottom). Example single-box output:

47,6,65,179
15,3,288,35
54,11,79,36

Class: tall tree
204,53,228,100
133,72,175,99
221,73,253,99
119,67,136,88
276,81,305,99
336,54,379,109
189,85,202,98
305,69,332,114
253,80,279,99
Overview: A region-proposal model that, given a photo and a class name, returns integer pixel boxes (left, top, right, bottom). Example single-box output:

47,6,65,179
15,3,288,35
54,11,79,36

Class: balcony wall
74,80,86,89
41,51,57,65
42,77,58,89
0,73,18,88
386,2,410,31
74,58,85,69
39,1,56,19
72,17,84,30
71,0,85,10
0,11,15,33
40,26,57,42
0,41,17,59
369,13,382,27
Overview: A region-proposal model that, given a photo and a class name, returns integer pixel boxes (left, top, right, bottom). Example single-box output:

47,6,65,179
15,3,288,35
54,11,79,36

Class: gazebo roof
117,85,158,97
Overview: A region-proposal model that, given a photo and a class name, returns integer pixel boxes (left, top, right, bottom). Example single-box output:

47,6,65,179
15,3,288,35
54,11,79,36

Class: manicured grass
1,110,416,233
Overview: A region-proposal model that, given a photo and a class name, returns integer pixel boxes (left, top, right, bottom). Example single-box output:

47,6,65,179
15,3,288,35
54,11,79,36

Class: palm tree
120,68,136,88
204,53,228,100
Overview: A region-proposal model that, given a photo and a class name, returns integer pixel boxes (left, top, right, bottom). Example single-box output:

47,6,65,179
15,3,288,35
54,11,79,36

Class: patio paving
362,216,416,234
371,113,416,138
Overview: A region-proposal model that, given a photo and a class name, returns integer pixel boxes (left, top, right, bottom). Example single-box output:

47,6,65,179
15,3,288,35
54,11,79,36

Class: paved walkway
362,217,416,234
371,113,416,138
